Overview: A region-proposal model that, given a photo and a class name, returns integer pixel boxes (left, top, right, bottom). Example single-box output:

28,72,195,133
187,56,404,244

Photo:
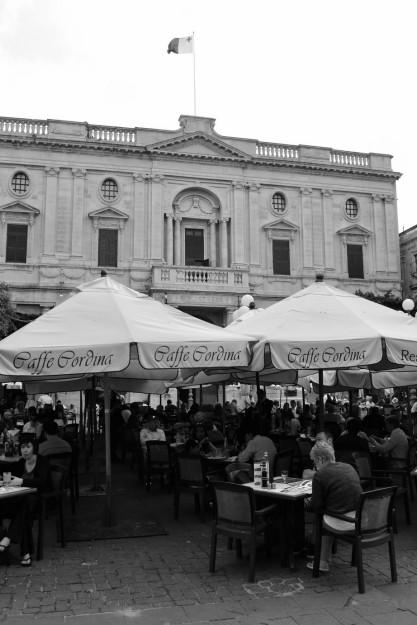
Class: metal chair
36,464,68,560
311,486,397,594
209,481,277,582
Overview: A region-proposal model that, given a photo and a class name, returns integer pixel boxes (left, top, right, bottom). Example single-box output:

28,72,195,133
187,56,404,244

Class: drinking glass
281,470,288,484
3,472,11,488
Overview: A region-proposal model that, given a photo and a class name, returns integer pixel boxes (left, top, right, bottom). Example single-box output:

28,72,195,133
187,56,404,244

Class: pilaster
42,167,60,257
300,187,313,268
71,168,86,257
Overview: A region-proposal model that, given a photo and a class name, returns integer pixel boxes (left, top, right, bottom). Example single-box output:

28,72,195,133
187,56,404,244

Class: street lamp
402,298,415,315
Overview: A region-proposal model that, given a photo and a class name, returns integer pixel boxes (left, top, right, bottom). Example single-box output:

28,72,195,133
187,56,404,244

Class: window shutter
98,229,118,267
347,244,364,279
6,224,28,263
272,240,290,275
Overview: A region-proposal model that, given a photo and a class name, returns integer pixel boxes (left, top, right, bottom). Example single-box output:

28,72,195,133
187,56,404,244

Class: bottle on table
261,451,270,488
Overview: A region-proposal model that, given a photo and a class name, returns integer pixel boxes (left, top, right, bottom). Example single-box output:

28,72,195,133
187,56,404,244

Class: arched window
101,178,118,201
11,171,30,196
272,192,286,214
345,198,358,219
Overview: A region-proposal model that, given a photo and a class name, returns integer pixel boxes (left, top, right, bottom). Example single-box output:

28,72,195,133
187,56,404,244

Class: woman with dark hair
0,433,49,566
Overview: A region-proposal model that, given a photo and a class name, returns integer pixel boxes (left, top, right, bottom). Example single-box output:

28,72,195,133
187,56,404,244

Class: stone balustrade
87,125,136,144
0,117,48,136
152,265,249,290
330,150,369,167
255,143,299,159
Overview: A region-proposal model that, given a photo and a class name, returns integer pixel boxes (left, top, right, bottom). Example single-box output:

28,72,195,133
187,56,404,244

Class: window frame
345,197,359,220
100,177,119,203
271,191,287,216
9,171,30,198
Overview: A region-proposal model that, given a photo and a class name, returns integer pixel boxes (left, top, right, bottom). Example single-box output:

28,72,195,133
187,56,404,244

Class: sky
0,0,415,230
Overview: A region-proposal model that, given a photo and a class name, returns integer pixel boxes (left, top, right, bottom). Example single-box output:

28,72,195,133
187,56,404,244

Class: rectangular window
98,229,118,267
272,239,290,275
6,224,27,263
185,228,205,265
347,244,364,279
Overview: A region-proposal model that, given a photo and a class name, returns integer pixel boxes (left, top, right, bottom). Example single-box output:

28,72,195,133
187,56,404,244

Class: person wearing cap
0,433,49,567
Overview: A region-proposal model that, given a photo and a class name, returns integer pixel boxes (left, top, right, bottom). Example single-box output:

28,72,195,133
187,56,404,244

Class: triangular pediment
263,218,299,232
336,224,372,237
147,132,250,161
88,207,129,220
0,201,40,216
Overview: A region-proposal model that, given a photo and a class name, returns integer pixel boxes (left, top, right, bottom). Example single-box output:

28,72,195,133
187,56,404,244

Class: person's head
310,441,335,470
195,423,208,441
345,418,362,436
315,430,333,446
27,406,37,420
243,420,261,442
43,420,59,437
385,415,400,432
146,418,158,432
19,433,37,457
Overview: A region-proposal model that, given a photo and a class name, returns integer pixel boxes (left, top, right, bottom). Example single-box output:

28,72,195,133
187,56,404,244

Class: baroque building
0,114,401,325
400,225,417,299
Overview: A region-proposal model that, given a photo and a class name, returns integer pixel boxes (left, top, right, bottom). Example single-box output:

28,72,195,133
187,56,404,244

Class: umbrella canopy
308,368,417,392
0,276,253,380
229,277,417,372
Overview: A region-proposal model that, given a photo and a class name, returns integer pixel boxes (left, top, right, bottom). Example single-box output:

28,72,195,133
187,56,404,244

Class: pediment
336,224,372,237
147,132,250,161
263,218,299,232
0,201,40,216
88,207,129,220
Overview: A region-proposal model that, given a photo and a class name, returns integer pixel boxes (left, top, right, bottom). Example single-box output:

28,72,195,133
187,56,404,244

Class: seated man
38,420,72,456
306,441,362,573
334,418,369,455
140,417,166,453
229,421,276,483
369,415,409,468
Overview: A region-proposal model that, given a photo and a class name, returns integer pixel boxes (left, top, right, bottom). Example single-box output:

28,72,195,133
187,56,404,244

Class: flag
167,36,193,54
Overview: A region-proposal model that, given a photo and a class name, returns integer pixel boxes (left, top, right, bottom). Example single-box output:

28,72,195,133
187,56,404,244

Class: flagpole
193,32,197,115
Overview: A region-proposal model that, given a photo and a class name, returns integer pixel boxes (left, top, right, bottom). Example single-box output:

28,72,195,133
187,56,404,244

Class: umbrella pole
103,375,113,526
256,372,261,400
318,369,324,432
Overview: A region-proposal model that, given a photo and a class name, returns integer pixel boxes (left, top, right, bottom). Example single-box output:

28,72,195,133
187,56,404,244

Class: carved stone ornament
0,201,40,227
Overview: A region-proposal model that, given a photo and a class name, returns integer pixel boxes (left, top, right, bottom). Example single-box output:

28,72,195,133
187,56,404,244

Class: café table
245,477,312,570
0,485,37,500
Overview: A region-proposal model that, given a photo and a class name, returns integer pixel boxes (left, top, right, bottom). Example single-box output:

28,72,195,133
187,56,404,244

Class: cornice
0,135,401,180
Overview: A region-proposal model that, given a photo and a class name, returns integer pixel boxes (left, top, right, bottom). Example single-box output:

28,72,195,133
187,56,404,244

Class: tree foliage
0,282,17,339
355,289,403,312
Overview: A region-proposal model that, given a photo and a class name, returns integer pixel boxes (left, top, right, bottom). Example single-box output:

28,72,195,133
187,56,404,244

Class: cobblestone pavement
2,460,417,625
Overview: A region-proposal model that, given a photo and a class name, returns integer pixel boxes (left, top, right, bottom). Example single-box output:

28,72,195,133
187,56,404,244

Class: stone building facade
400,225,417,299
0,114,402,324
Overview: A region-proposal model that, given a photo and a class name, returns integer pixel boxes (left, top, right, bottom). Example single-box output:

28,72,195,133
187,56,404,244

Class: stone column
248,183,260,266
372,194,386,273
71,168,86,257
26,214,36,263
384,194,399,273
174,216,182,265
300,187,313,268
166,213,174,265
321,189,334,270
42,167,60,257
132,173,146,260
220,218,229,267
209,219,217,266
231,182,246,266
150,175,165,262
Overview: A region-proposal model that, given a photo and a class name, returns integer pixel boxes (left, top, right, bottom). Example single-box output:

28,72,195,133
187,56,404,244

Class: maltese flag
167,36,193,54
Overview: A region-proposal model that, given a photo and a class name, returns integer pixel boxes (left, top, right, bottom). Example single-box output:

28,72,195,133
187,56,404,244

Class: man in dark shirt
306,441,362,572
334,418,369,459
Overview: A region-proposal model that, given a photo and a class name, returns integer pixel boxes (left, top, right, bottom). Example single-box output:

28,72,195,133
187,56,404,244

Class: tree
0,282,17,339
355,289,403,312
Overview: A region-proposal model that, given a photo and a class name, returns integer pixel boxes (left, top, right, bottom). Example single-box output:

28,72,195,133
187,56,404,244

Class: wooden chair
145,441,176,491
36,464,68,560
42,452,76,513
173,454,211,521
311,486,397,594
209,481,277,582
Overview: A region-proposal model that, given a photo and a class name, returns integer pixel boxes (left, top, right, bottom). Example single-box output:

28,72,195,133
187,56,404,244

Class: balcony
152,265,250,292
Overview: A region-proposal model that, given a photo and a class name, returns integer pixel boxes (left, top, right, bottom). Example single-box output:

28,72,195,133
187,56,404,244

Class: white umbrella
0,276,254,523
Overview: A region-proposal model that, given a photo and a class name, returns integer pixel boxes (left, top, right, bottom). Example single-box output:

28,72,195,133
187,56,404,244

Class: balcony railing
0,117,48,136
152,265,249,290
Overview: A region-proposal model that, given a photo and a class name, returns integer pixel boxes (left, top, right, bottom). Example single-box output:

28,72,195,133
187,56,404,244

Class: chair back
296,438,314,472
408,440,417,470
146,441,171,465
273,449,293,477
177,454,205,484
356,486,397,536
352,451,373,480
211,481,255,527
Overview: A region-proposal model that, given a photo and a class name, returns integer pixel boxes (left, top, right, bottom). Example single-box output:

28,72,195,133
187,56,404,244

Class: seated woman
184,423,217,455
0,433,49,566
